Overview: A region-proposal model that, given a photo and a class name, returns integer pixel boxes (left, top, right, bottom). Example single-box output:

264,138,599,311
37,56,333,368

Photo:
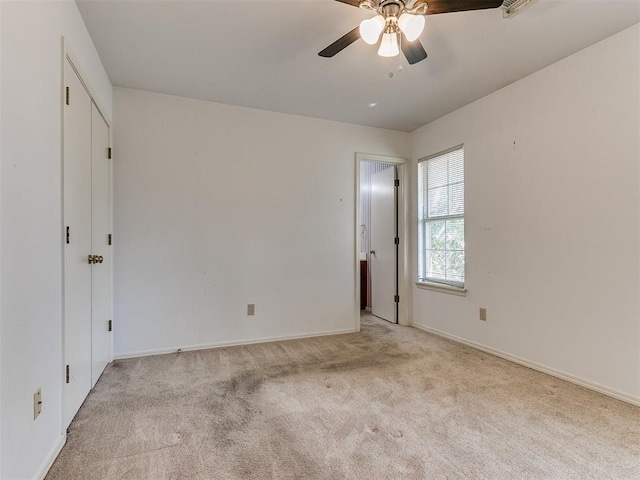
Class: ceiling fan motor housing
361,1,429,33
363,1,409,34
381,2,403,18
362,1,429,15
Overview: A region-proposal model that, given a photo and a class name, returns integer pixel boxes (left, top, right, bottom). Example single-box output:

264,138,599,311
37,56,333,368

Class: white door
63,58,93,426
91,104,111,387
370,166,397,323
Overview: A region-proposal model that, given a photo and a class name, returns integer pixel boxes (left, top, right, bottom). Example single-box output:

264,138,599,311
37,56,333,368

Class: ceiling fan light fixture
378,32,399,57
359,15,386,45
398,13,425,42
320,0,504,64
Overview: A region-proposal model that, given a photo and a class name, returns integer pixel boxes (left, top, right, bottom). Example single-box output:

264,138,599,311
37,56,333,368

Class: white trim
416,144,466,288
410,322,640,407
114,328,356,360
109,128,114,364
59,37,68,438
63,38,111,126
35,434,66,480
354,153,411,332
398,158,411,327
415,281,467,296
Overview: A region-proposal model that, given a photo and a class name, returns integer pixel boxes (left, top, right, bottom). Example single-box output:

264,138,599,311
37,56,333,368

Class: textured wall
113,87,409,358
411,24,640,402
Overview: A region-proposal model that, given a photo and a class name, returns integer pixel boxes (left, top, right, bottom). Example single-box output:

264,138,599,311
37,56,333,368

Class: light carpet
46,314,639,479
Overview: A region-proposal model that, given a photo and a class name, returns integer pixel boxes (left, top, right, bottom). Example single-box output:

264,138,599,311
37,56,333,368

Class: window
417,146,464,288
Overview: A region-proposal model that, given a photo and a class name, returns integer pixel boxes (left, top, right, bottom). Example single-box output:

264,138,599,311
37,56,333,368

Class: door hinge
107,147,112,159
394,237,399,245
65,87,70,105
108,320,112,332
108,233,112,246
394,295,400,303
394,179,400,187
66,226,70,244
65,365,70,384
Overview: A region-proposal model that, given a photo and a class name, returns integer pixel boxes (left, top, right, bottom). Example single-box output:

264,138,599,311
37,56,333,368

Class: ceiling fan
319,0,504,65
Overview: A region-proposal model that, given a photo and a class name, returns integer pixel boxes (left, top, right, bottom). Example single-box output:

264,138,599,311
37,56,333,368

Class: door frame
354,153,410,331
60,38,113,431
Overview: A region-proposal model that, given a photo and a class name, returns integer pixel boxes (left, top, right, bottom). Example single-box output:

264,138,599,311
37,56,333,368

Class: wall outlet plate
247,304,255,316
479,308,487,321
34,388,42,420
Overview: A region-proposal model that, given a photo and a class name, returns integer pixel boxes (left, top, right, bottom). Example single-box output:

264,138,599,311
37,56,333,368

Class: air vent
502,0,538,19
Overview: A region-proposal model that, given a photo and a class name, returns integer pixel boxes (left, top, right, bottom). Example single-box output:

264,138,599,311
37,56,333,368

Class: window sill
416,281,467,296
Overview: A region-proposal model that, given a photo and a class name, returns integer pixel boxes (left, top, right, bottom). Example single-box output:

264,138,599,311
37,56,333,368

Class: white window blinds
418,146,465,287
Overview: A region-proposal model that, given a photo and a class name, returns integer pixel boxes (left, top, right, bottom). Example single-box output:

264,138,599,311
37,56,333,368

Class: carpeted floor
46,313,639,480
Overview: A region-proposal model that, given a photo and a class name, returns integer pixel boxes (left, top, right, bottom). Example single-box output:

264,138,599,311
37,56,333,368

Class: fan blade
334,0,362,7
417,0,503,15
318,27,360,58
401,35,428,65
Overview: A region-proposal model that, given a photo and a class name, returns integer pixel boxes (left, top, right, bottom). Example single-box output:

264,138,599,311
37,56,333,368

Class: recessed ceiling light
368,102,378,108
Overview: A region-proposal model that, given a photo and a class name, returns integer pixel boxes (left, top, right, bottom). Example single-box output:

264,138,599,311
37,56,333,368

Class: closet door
91,104,111,387
63,58,93,426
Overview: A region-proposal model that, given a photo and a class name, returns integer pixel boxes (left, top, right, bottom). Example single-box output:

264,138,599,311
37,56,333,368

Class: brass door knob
97,256,104,264
88,254,95,264
369,250,376,255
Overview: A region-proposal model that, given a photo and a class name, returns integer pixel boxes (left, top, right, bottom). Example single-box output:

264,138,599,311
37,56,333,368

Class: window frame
417,145,466,292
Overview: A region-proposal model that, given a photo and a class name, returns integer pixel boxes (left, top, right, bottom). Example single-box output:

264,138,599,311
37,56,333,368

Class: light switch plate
247,304,255,316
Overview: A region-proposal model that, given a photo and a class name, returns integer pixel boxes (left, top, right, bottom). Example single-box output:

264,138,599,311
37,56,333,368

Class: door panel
91,104,111,387
370,166,396,323
63,58,93,426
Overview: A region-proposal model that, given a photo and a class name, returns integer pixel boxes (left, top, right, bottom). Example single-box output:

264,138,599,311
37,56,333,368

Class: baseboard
35,433,65,480
114,328,357,360
410,322,640,408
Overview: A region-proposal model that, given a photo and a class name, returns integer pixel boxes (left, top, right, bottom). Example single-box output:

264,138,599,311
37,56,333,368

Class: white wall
410,24,640,403
113,88,409,358
0,2,4,476
0,2,112,478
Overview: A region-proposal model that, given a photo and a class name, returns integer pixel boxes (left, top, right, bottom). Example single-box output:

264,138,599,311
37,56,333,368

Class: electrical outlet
479,308,487,321
34,388,42,420
247,304,255,316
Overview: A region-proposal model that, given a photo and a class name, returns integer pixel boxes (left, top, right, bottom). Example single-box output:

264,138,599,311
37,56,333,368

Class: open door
370,166,397,323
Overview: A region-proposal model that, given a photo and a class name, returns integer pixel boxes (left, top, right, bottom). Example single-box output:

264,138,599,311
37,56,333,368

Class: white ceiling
77,0,640,132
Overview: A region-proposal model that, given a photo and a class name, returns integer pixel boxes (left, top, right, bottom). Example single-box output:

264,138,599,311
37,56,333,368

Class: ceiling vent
502,0,538,19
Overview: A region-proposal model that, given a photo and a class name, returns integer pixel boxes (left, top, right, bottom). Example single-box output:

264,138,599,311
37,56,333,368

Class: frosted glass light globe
378,32,399,57
398,13,425,42
359,15,385,45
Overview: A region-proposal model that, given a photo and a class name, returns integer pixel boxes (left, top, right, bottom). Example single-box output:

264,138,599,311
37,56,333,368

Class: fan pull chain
389,32,404,78
398,32,404,72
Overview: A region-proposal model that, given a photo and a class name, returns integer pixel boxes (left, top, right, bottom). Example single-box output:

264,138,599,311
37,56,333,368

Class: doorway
355,154,409,331
360,161,397,322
